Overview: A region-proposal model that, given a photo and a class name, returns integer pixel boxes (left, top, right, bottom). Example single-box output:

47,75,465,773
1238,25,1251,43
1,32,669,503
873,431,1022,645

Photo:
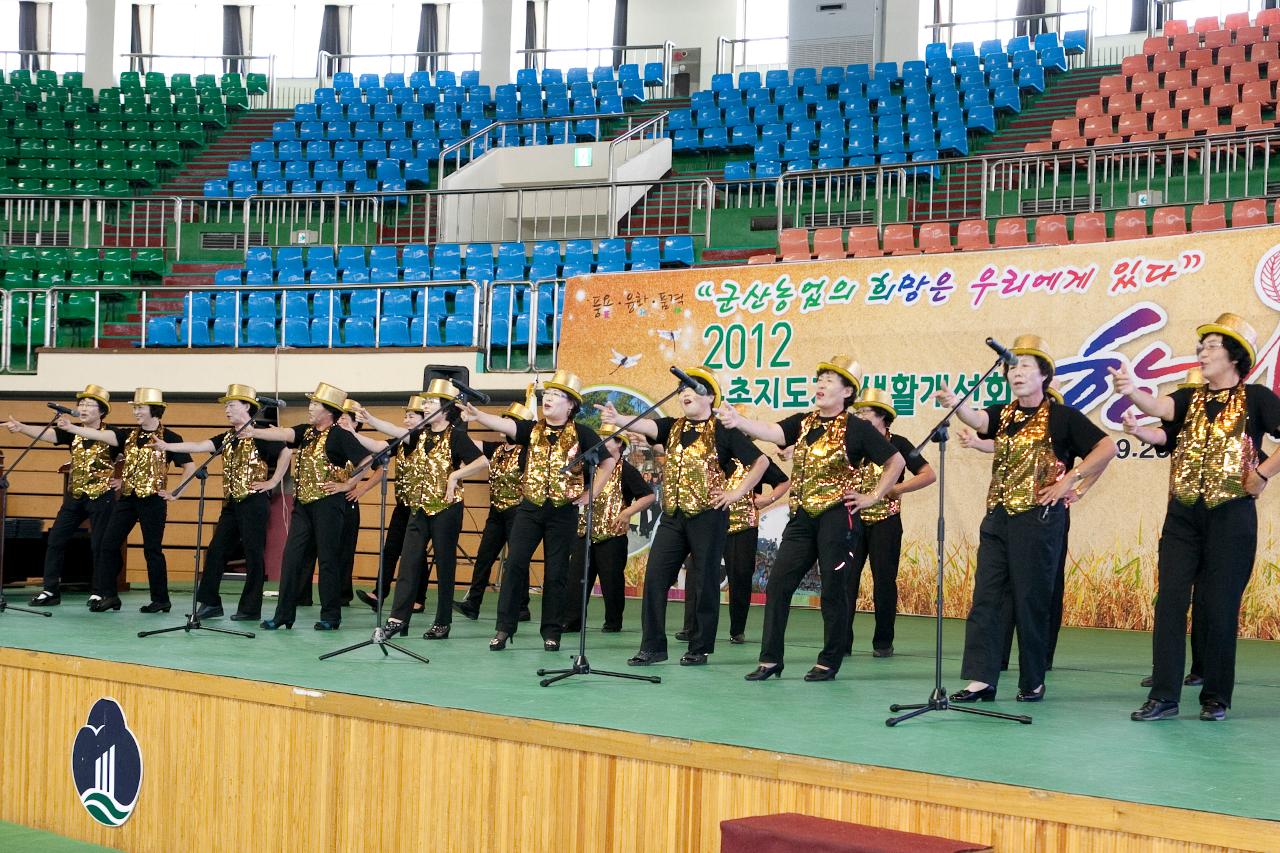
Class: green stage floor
3,587,1279,824
0,820,117,851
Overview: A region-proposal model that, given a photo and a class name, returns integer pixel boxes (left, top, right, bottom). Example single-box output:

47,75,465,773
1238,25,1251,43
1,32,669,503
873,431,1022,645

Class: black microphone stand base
538,654,661,687
319,625,431,665
138,614,255,640
0,596,54,618
886,687,1032,727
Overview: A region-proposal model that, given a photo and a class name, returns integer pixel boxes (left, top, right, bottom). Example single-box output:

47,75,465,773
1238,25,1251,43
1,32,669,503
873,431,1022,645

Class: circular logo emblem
71,699,143,827
1253,245,1280,311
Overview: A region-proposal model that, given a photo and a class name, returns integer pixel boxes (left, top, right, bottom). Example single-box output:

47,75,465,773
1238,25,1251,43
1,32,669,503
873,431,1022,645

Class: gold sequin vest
222,434,268,502
579,462,626,542
413,427,463,515
660,418,726,516
488,443,524,512
986,401,1064,514
1170,384,1255,508
522,421,583,507
791,412,859,517
292,426,351,505
856,431,901,525
69,436,114,499
120,428,167,497
726,460,760,535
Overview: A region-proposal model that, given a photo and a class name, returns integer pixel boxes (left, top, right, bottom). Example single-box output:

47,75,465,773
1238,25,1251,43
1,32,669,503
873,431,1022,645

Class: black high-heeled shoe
949,684,997,703
88,596,122,612
543,638,560,652
259,618,293,630
383,619,408,637
1016,685,1046,702
313,620,340,631
424,624,450,640
490,631,511,650
744,663,783,681
140,601,172,614
803,666,837,682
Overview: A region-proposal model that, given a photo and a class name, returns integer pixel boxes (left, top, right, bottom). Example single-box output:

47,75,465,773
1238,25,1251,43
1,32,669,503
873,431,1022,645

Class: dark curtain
418,4,439,73
524,1,537,69
319,4,343,78
1131,0,1163,33
130,4,144,74
223,6,244,75
18,1,38,71
1015,0,1045,38
612,0,627,69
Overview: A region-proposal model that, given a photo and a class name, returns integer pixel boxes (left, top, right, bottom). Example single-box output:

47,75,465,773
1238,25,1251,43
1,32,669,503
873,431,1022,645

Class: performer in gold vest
938,336,1115,704
248,383,372,630
58,388,196,613
462,370,612,651
561,429,655,633
846,387,936,657
153,385,291,622
454,396,536,622
718,357,904,681
1113,315,1280,722
352,380,486,638
5,385,115,606
598,367,767,667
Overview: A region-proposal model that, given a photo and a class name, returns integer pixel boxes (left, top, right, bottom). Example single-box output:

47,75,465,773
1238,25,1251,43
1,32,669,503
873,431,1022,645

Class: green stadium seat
246,73,268,95
195,74,216,89
35,70,58,90
62,71,83,88
71,178,101,195
101,250,132,277
119,71,142,90
99,179,131,197
132,249,165,277
145,72,167,91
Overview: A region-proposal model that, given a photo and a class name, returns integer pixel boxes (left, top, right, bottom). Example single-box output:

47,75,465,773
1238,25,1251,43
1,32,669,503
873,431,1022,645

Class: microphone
985,337,1018,367
258,396,287,409
670,366,708,397
47,402,75,415
451,378,492,406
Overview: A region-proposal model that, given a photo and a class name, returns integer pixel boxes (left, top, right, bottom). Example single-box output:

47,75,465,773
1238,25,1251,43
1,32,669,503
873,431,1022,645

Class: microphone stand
139,418,256,640
0,413,60,618
537,386,688,687
319,394,470,665
886,355,1032,726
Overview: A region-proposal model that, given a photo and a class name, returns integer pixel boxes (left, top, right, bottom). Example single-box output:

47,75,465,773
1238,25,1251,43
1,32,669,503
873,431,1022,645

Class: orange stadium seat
1143,36,1170,55
1208,83,1241,109
1183,47,1214,70
1051,118,1080,141
955,219,992,251
1224,11,1252,30
1202,29,1232,51
1231,198,1269,227
1150,52,1181,75
1099,75,1128,97
1140,90,1172,113
1108,92,1139,114
1250,41,1278,63
1033,214,1069,246
1083,115,1115,139
1152,108,1186,135
1163,68,1194,90
1165,19,1190,36
811,228,846,260
1023,140,1053,153
1171,33,1201,54
1072,212,1108,243
1196,65,1226,87
1235,26,1264,47
1186,105,1221,131
1241,79,1276,107
1259,8,1280,31
917,222,953,253
1217,45,1247,66
1152,206,1188,236
1193,16,1220,34
1122,55,1150,76
1173,86,1206,110
747,253,775,264
846,226,882,258
1229,61,1262,83
993,217,1029,247
1076,96,1104,119
1190,203,1227,232
1130,72,1161,94
1114,209,1150,241
1117,112,1150,137
1128,131,1160,143
778,228,811,261
881,224,919,256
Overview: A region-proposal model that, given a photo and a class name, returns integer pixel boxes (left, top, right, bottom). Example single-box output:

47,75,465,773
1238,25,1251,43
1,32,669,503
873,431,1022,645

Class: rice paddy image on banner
558,225,1280,639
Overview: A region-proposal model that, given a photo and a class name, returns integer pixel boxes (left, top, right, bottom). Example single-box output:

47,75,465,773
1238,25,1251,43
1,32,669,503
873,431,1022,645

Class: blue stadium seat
379,315,411,346
595,238,627,273
495,243,526,280
244,317,277,347
629,238,660,270
529,241,560,281
1063,30,1087,56
661,236,694,268
465,244,495,282
432,243,463,281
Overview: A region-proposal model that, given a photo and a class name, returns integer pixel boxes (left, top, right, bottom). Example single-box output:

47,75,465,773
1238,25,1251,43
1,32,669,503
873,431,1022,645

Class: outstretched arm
595,401,659,441
55,417,117,446
459,403,517,439
933,384,989,433
4,417,59,444
1109,365,1175,422
714,404,786,446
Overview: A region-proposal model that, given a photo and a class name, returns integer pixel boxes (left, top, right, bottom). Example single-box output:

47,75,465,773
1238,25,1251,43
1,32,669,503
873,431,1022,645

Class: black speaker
423,364,470,390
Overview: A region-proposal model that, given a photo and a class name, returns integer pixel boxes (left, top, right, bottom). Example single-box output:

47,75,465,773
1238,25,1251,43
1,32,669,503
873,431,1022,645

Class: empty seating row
0,247,164,284
145,313,479,348
331,64,663,93
1044,101,1269,148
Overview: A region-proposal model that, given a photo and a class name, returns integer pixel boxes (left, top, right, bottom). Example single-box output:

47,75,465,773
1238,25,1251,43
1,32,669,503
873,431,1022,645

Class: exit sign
573,147,593,167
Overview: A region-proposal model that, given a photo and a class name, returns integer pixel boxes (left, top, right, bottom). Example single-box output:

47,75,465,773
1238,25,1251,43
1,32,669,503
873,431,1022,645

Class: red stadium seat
1051,118,1081,141
1182,47,1214,70
1108,92,1140,114
1193,16,1220,34
1113,209,1150,241
1186,105,1221,131
778,228,811,261
955,219,992,251
1098,75,1128,97
1076,96,1104,119
1057,136,1087,151
1190,203,1226,232
1173,86,1206,111
1228,100,1264,128
993,217,1029,247
846,226,882,258
1152,108,1186,135
1033,214,1069,246
917,222,954,254
1152,206,1188,236
1229,61,1262,83
1164,19,1190,37
1171,32,1200,53
1151,51,1181,75
747,253,775,264
1235,26,1264,47
1128,131,1160,144
1121,55,1149,76
1249,41,1279,64
1207,83,1240,110
1143,36,1170,55
1231,198,1269,227
1139,90,1172,113
1163,68,1194,90
1130,72,1160,94
1216,45,1247,66
1202,29,1232,51
1196,65,1227,87
1072,212,1108,243
812,227,846,260
1116,112,1150,137
1258,8,1280,32
881,224,919,256
1241,79,1276,107
1083,115,1115,139
1223,12,1251,30
1023,140,1053,153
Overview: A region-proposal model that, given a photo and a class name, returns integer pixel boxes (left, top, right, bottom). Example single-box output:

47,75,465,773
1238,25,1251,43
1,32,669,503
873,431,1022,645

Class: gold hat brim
1196,323,1257,365
683,366,722,407
501,402,535,421
816,361,862,394
306,383,347,410
75,391,110,414
1010,345,1054,365
857,398,897,418
543,381,583,403
218,394,260,406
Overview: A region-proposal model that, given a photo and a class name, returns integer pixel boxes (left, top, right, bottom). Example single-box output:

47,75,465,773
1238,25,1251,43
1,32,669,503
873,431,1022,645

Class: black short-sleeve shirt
888,433,929,481
777,411,898,467
109,426,193,466
288,423,369,468
1166,384,1280,451
651,416,762,474
978,401,1107,467
620,460,653,503
755,459,789,495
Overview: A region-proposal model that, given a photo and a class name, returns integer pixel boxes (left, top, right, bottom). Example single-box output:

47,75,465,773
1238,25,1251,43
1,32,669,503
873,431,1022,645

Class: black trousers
683,527,758,638
563,534,628,630
196,492,270,617
759,504,857,670
272,493,349,625
340,500,359,603
845,513,903,654
961,504,1067,693
43,491,115,594
462,505,528,610
372,502,412,601
95,494,169,602
496,500,578,639
388,503,463,627
1001,513,1070,670
639,509,728,656
1149,497,1256,707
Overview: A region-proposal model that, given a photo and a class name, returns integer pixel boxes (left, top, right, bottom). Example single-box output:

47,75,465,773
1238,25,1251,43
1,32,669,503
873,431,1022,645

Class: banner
559,225,1280,639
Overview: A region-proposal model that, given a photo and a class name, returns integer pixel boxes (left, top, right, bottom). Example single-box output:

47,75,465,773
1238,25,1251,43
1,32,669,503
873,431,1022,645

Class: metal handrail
923,8,1095,65
515,42,674,97
0,50,86,74
715,37,789,77
607,111,669,176
316,50,482,87
484,278,565,372
0,195,184,256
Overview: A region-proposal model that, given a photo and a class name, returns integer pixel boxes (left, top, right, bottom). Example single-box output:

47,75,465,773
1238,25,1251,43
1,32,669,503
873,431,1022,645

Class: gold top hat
1197,312,1257,365
131,387,165,408
404,394,429,413
1178,366,1205,389
423,378,458,399
816,355,864,395
1010,334,1053,366
76,384,110,415
502,401,535,421
543,369,584,403
855,387,897,419
684,366,723,407
342,398,362,415
600,427,630,449
218,383,260,407
306,381,347,411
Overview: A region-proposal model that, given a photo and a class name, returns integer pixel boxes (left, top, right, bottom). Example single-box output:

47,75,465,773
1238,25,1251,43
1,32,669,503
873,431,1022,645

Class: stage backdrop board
558,225,1280,639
